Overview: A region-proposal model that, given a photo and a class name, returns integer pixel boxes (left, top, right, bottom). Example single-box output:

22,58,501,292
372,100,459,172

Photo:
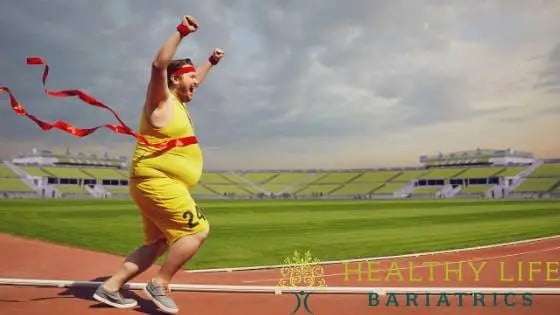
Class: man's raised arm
196,48,224,86
146,16,198,109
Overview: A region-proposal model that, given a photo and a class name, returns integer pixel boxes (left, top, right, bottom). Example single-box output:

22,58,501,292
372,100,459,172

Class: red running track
0,233,559,314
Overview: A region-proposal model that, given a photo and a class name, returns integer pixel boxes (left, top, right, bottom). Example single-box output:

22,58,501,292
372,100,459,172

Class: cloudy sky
1,0,559,170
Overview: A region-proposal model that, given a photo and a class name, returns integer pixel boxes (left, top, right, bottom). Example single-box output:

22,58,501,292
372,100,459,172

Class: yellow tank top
130,96,203,188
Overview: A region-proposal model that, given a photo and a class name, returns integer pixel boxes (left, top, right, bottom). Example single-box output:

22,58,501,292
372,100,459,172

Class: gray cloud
535,42,560,93
1,0,559,167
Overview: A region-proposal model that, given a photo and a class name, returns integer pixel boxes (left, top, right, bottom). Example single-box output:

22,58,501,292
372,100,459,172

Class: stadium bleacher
0,164,36,196
205,184,254,196
411,186,441,196
391,170,428,182
421,168,466,179
352,171,400,182
313,172,363,184
241,172,277,184
372,182,406,194
0,164,18,178
514,178,559,193
0,148,557,200
294,184,341,196
459,185,493,195
42,167,94,179
330,183,381,196
529,164,560,178
456,167,505,178
0,178,34,193
106,186,130,195
190,184,219,196
263,184,305,194
54,184,86,195
81,168,127,179
265,173,318,184
19,166,51,177
218,173,247,185
199,173,232,184
497,167,526,177
511,163,560,194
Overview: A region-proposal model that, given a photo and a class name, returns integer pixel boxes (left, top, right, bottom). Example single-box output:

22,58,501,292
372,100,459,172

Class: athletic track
0,234,559,314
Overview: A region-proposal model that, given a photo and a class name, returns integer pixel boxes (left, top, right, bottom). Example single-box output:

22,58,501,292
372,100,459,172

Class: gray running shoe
92,285,138,309
144,280,179,314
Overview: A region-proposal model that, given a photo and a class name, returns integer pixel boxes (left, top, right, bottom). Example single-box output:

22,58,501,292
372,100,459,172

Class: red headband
172,65,196,76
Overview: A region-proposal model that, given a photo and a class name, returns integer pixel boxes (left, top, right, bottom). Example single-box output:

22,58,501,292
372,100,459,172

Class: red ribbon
0,57,198,150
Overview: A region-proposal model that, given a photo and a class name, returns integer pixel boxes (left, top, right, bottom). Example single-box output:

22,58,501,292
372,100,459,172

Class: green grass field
0,199,559,269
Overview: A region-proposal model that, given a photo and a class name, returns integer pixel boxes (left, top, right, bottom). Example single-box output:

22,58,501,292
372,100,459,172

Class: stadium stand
353,171,400,182
420,168,466,179
219,173,247,184
116,169,129,178
199,173,232,184
241,172,278,184
420,148,534,167
205,184,254,197
333,171,404,196
457,185,494,197
19,166,51,177
513,178,559,193
497,167,526,177
391,170,428,182
106,186,130,195
197,172,259,198
510,163,560,196
0,178,34,193
42,167,94,179
294,184,341,197
0,163,37,197
0,164,18,178
456,167,505,178
372,182,406,194
1,148,558,200
529,163,560,177
190,184,220,196
313,172,363,184
330,183,382,196
410,186,441,197
265,173,318,184
259,172,323,196
54,184,87,195
261,184,287,194
81,168,127,179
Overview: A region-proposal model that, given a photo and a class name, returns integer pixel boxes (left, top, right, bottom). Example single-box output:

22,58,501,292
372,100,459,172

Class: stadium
1,146,559,314
1,147,559,200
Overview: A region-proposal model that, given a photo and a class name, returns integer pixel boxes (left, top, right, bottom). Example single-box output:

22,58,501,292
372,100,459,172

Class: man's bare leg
103,239,168,291
143,229,208,313
152,228,209,285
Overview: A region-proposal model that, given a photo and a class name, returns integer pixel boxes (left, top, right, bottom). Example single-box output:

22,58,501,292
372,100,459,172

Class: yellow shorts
129,177,209,245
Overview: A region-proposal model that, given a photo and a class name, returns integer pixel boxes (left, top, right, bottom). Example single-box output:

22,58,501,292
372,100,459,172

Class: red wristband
176,23,190,37
209,55,219,65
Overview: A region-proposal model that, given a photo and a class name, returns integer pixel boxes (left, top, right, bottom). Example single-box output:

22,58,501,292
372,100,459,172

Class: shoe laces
161,284,171,295
152,281,171,296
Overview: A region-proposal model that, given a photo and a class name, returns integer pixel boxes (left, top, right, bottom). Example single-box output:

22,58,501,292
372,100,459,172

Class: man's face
173,70,198,102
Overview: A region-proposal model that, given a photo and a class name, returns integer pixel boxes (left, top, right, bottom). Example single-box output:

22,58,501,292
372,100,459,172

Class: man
93,15,224,314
